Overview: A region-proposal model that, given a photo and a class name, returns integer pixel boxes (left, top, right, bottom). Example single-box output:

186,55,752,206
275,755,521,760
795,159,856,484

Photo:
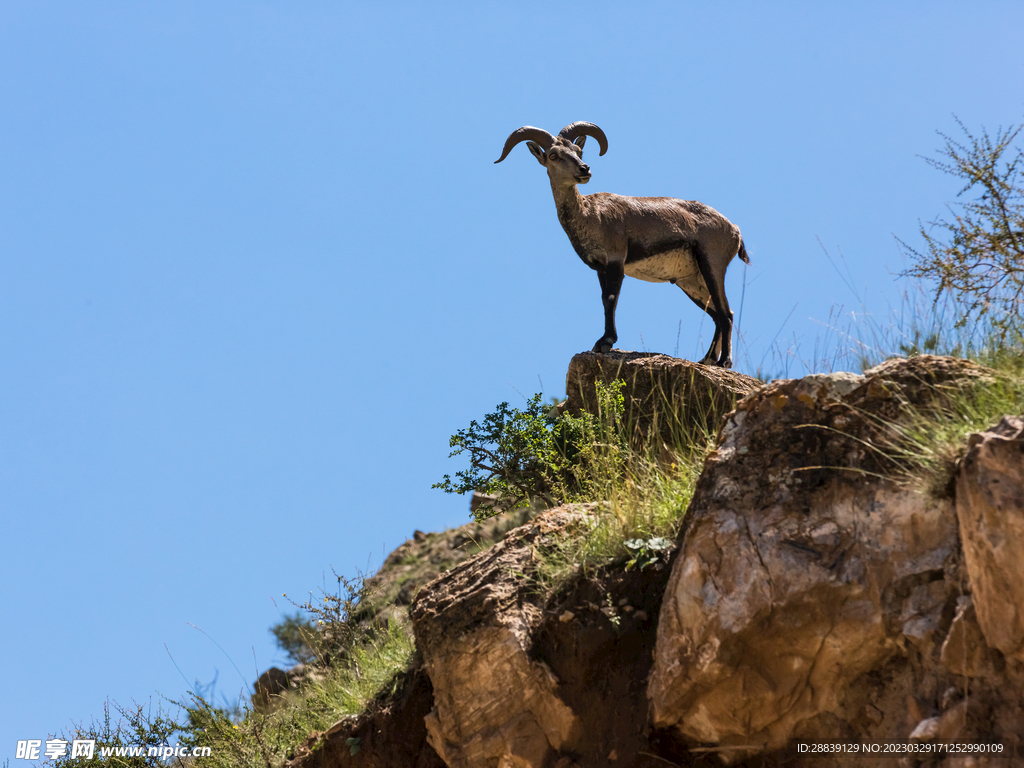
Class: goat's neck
551,182,589,235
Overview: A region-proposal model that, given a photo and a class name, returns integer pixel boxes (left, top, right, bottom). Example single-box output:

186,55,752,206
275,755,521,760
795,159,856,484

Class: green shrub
435,380,714,585
433,383,630,521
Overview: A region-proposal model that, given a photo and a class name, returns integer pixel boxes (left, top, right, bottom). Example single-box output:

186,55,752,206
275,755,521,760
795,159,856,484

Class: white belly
624,247,701,284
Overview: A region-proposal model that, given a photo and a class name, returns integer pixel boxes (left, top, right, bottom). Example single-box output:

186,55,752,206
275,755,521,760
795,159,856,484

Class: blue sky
2,1,1022,757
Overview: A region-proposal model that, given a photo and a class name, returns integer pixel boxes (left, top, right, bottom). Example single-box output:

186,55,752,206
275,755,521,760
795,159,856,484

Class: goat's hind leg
692,245,735,368
674,278,724,366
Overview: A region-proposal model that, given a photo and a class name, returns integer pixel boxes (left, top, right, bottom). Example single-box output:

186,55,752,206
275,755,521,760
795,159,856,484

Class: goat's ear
573,135,587,151
526,141,547,166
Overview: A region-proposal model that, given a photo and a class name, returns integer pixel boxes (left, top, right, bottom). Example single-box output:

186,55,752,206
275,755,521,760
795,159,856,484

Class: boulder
955,415,1024,662
349,353,1024,765
564,350,760,448
647,357,989,753
252,667,290,713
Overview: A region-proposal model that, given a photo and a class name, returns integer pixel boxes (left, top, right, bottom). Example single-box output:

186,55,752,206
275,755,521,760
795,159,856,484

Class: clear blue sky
2,1,1022,757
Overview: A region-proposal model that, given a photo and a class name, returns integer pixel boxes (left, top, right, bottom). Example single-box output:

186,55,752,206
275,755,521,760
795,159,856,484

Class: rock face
410,506,673,768
564,350,759,447
647,356,1010,753
956,415,1024,663
410,508,590,768
354,505,536,629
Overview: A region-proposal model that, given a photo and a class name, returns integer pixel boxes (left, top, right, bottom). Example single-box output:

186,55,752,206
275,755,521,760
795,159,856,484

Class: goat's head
495,122,608,188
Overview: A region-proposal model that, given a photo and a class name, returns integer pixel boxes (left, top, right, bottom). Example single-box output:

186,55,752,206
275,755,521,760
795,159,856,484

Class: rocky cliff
288,353,1024,768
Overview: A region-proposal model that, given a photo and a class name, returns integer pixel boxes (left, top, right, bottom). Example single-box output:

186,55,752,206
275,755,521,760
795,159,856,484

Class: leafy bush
435,380,714,586
623,536,674,571
433,383,629,521
432,394,566,516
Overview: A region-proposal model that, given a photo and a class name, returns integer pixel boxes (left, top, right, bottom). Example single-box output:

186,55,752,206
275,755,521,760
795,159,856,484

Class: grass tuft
873,350,1024,497
181,620,414,768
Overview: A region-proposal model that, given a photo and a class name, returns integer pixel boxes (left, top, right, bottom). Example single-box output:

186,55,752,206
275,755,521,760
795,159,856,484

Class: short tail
738,239,750,264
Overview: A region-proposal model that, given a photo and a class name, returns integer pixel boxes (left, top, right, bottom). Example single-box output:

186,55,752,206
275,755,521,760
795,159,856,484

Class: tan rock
936,697,990,742
939,597,989,677
955,415,1024,662
410,508,592,768
647,357,979,753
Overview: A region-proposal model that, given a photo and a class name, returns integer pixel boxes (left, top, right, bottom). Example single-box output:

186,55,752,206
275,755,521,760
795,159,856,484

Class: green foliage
179,574,414,768
623,536,673,570
899,116,1024,336
535,450,707,590
433,379,712,585
270,612,317,666
51,572,415,768
433,383,630,520
180,620,413,768
432,394,564,516
47,699,183,768
877,346,1024,496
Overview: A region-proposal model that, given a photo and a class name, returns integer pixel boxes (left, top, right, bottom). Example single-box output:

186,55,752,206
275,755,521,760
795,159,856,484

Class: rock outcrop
411,508,592,768
253,666,292,713
647,357,984,753
355,504,537,630
956,415,1024,663
564,350,759,448
410,504,675,768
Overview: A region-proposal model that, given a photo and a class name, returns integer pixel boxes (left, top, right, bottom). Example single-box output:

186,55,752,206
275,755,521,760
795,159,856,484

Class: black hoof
592,338,614,354
698,357,732,369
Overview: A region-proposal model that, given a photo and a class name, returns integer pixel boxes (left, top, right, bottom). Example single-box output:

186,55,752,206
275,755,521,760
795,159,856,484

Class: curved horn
558,122,608,156
494,126,554,164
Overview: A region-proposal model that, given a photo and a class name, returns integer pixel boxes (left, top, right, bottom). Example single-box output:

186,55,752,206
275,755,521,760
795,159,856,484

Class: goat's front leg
592,262,623,353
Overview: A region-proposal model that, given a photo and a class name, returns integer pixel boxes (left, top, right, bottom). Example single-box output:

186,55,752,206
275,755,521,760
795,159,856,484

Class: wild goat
496,121,749,368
